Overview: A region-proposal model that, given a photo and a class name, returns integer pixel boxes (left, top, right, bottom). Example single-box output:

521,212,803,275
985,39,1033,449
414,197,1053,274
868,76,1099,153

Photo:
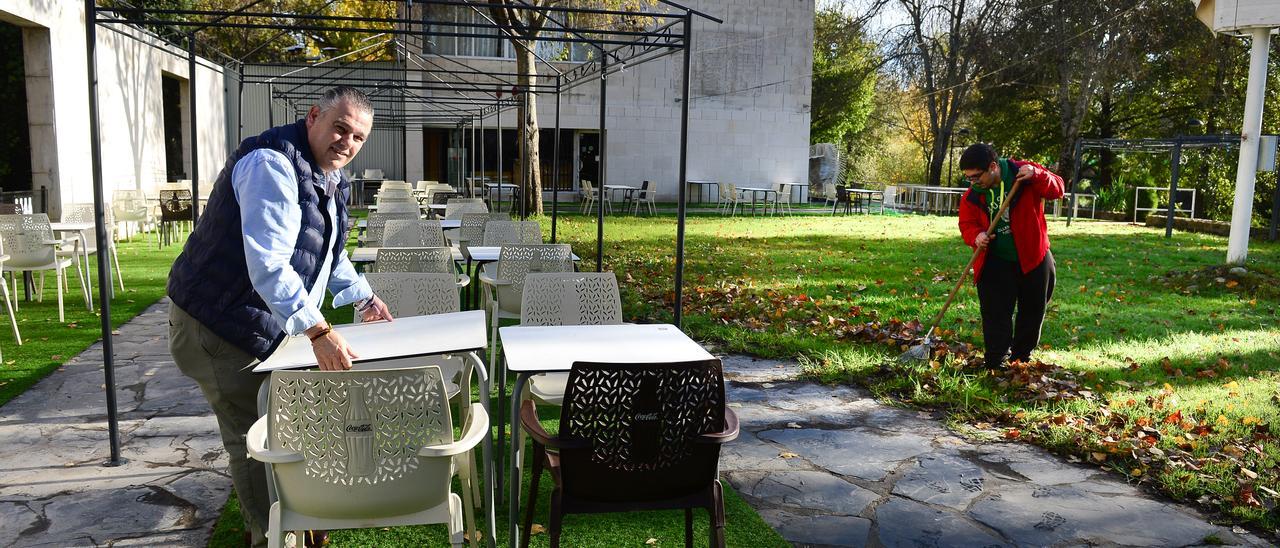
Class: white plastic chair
480,221,542,247
374,202,420,215
361,212,419,247
445,200,489,220
111,189,153,243
382,220,446,248
0,214,90,322
372,247,468,288
772,183,794,215
630,180,657,216
0,238,22,353
247,366,485,548
60,204,125,292
451,212,507,249
520,272,622,406
361,168,385,179
478,244,573,367
579,180,610,215
717,182,745,216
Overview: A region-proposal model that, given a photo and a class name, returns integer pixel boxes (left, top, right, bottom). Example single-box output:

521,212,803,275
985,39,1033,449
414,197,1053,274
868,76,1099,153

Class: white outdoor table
463,246,581,263
737,186,779,216
602,184,639,209
349,246,464,265
497,323,714,548
251,310,495,543
484,183,518,210
49,221,97,309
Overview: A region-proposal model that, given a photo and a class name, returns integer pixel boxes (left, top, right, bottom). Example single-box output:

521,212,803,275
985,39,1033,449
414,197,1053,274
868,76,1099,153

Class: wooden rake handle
923,180,1024,337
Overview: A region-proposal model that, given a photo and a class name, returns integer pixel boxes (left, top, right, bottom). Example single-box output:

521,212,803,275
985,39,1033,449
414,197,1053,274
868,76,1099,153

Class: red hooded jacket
958,159,1064,284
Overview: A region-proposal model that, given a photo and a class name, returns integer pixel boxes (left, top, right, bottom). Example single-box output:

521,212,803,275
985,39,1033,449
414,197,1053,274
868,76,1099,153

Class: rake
900,179,1024,361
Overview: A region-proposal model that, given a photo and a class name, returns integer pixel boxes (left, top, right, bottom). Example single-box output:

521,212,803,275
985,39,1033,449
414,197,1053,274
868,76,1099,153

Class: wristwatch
355,294,378,313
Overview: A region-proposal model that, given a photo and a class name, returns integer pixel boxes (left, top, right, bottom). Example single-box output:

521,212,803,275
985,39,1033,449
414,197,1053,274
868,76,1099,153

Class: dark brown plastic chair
158,189,192,247
519,358,739,548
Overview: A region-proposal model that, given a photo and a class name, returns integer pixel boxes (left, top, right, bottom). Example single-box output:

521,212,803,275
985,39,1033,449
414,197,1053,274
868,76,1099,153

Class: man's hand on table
306,322,359,371
359,295,394,323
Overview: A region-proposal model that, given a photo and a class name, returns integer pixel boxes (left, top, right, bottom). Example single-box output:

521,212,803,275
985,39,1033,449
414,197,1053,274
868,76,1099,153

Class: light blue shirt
232,149,371,336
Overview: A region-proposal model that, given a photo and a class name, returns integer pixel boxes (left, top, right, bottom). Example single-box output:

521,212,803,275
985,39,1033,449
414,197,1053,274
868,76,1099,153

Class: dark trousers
976,250,1055,368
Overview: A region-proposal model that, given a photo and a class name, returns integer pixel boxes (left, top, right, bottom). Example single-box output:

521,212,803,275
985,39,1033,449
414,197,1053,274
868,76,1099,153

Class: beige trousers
168,303,269,547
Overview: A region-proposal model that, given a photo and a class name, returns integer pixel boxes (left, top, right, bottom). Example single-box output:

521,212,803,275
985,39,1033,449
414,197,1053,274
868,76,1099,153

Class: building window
424,6,590,62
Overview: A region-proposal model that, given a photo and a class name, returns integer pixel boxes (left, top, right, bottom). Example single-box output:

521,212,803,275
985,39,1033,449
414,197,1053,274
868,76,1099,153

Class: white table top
350,246,464,263
253,310,487,373
356,218,458,229
777,182,806,186
603,185,638,190
49,222,96,231
499,323,713,373
737,186,777,193
465,246,581,263
484,183,518,189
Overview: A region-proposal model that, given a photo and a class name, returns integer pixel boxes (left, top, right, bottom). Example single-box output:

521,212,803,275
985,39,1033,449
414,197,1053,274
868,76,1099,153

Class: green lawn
542,210,1280,531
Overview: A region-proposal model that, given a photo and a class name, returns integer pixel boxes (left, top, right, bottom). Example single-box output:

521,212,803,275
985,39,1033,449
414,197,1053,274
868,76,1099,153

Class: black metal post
1166,140,1183,238
267,82,274,128
596,50,607,272
478,111,485,199
497,99,503,214
236,63,244,142
674,12,692,328
1067,139,1083,227
521,87,528,220
85,0,122,466
187,32,200,220
551,77,561,243
1270,182,1279,241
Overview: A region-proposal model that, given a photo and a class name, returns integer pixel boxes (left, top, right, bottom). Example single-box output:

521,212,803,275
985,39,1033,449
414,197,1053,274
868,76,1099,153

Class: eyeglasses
963,170,986,183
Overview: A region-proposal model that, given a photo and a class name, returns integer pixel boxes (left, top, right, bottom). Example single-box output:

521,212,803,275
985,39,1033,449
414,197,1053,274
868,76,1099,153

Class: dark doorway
162,75,185,180
577,131,600,189
422,127,449,183
0,23,31,193
541,129,574,192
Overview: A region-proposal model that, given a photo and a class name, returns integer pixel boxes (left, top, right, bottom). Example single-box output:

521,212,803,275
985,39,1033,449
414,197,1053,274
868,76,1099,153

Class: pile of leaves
1154,264,1280,301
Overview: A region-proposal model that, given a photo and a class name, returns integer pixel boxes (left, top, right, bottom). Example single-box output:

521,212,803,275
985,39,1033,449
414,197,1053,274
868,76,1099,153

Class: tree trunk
515,44,543,216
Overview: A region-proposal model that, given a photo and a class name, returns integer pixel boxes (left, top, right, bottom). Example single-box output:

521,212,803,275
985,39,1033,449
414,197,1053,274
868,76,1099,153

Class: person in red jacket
957,143,1064,369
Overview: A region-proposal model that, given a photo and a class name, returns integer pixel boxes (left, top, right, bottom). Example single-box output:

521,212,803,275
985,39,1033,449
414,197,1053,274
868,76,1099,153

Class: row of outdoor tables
252,308,712,548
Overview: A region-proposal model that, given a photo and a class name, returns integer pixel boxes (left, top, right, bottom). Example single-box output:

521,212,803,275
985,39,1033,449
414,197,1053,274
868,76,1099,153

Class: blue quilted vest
167,120,351,360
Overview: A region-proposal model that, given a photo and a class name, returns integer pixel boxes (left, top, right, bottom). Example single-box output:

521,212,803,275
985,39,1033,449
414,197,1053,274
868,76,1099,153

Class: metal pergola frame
1069,135,1241,236
84,2,721,544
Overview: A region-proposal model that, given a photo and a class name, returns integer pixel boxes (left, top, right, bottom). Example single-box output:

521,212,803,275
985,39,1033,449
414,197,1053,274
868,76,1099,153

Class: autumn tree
887,0,1009,186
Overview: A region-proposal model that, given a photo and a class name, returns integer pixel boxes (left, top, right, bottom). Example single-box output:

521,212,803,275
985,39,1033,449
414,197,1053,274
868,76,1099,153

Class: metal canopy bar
416,0,683,19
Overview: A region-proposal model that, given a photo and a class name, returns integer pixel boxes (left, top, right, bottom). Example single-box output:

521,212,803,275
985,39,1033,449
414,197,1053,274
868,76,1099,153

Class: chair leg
522,442,544,548
684,508,694,548
113,245,125,292
709,480,727,548
457,454,479,548
74,255,90,311
1,281,19,344
37,272,45,303
266,503,284,548
548,489,563,548
55,268,64,323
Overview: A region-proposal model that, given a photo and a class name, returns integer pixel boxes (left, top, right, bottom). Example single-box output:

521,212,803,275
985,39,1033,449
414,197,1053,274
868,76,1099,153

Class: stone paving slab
0,300,230,548
717,354,1270,548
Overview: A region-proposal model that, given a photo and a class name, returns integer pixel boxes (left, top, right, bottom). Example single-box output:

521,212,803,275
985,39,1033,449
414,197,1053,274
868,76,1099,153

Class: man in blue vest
167,86,392,546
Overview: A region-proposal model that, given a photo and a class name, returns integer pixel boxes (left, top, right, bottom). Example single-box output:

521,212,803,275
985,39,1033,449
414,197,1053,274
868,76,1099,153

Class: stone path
0,303,1268,547
0,300,230,547
719,356,1268,548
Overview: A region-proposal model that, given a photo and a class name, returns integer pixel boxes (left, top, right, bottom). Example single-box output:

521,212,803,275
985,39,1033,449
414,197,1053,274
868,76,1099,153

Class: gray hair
316,86,373,116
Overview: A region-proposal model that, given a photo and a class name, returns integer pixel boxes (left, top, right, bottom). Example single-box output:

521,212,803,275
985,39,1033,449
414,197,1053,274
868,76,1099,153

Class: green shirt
972,158,1018,262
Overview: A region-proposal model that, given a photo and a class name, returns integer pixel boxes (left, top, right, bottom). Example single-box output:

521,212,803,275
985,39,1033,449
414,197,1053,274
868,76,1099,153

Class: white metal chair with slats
0,214,90,322
445,200,489,220
111,189,154,243
451,212,508,249
519,271,622,410
247,366,486,548
629,180,657,216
